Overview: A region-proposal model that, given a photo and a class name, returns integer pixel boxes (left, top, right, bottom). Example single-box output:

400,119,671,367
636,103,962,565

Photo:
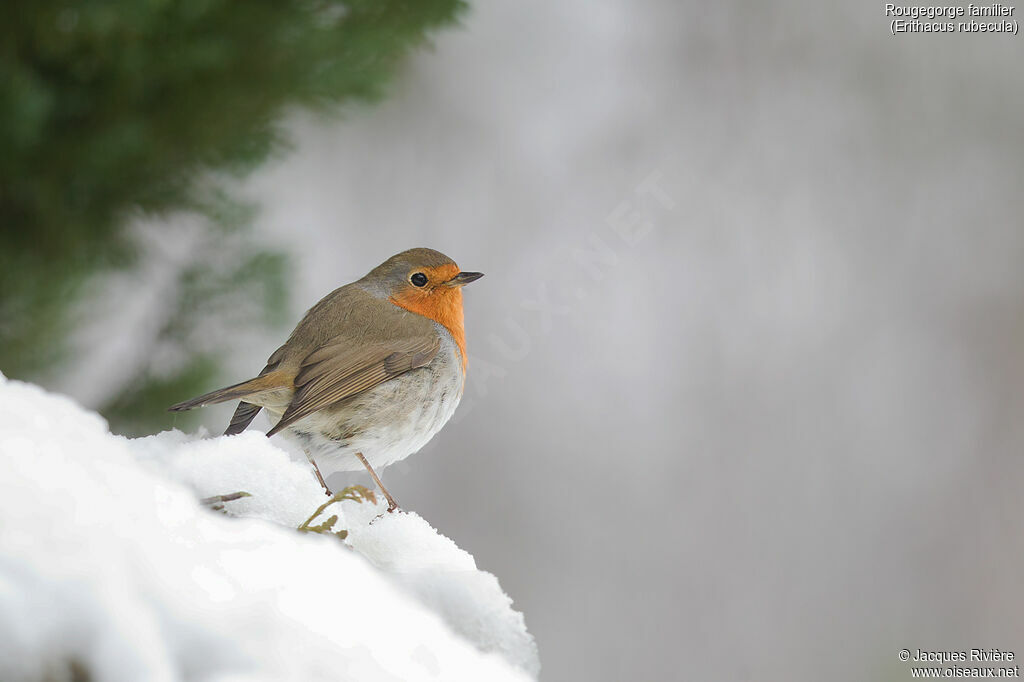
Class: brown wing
220,345,289,434
225,401,262,435
265,334,440,437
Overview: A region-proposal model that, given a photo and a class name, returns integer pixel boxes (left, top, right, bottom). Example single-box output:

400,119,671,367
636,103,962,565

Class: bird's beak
446,271,484,287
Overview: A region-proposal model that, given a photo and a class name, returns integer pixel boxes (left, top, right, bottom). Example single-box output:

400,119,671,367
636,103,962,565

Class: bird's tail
168,372,288,412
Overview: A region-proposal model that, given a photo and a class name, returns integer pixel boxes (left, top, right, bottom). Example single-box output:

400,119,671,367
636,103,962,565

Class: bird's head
363,248,483,363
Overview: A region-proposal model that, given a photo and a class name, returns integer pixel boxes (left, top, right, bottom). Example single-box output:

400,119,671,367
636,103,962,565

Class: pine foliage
0,0,464,431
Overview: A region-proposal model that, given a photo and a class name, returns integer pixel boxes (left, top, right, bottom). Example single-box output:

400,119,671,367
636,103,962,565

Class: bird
169,248,483,511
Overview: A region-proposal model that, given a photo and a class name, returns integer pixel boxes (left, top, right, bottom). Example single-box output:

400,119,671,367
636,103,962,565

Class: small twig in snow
201,491,252,512
297,485,377,541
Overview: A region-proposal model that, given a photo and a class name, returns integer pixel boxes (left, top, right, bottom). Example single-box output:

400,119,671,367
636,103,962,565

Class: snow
0,374,539,682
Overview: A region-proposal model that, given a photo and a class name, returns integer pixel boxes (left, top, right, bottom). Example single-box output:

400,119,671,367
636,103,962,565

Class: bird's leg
307,454,332,496
354,452,399,512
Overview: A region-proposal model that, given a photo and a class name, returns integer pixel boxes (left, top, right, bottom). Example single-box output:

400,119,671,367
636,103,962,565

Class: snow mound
0,375,539,681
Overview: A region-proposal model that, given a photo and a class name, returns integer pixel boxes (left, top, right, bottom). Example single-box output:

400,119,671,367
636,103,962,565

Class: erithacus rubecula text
169,248,483,511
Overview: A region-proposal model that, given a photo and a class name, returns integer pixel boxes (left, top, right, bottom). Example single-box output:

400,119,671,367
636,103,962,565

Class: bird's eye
410,272,428,287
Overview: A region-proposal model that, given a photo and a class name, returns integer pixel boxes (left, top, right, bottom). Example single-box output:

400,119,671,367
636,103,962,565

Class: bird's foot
353,451,400,512
308,456,332,495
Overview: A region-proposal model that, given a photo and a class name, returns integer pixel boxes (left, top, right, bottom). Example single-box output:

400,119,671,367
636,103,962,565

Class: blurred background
4,1,1023,680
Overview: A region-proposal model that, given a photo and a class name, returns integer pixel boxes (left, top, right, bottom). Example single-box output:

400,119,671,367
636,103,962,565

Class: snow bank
0,374,538,681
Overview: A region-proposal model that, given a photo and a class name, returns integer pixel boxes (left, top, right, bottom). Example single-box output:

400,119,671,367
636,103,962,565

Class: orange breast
389,271,468,370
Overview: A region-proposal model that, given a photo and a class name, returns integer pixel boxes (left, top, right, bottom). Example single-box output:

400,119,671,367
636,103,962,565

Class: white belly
277,331,464,475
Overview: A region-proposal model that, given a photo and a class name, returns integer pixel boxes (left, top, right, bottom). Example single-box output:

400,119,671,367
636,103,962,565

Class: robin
169,248,483,511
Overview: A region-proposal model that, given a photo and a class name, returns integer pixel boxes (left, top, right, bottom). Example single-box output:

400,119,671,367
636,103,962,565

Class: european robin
169,248,483,511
